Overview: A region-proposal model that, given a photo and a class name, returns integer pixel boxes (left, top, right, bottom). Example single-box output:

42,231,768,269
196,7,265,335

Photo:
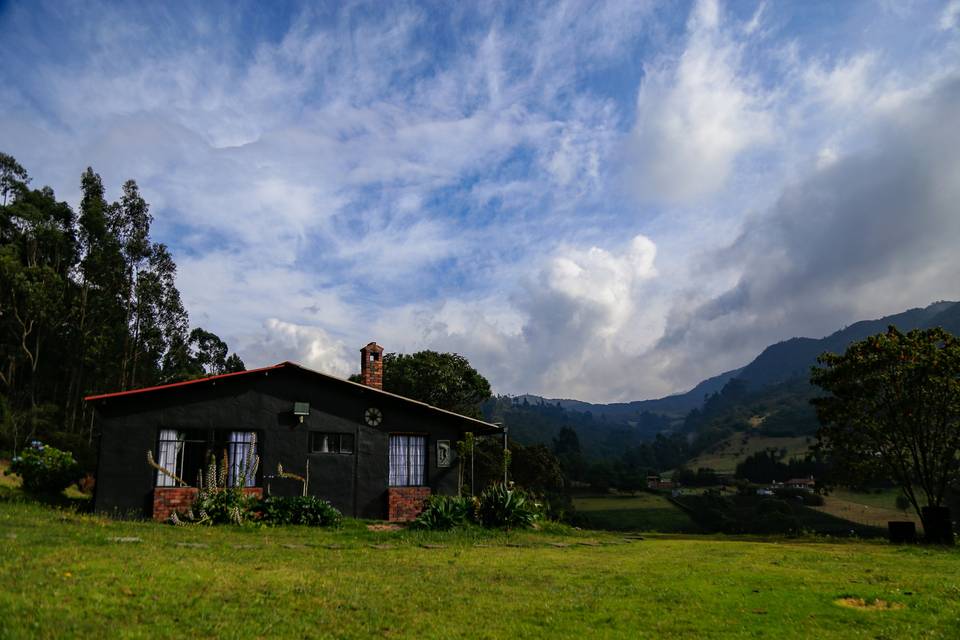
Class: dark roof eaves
85,361,500,433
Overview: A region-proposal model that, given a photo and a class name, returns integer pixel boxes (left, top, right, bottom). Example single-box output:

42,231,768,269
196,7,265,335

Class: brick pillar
360,342,384,389
388,487,431,522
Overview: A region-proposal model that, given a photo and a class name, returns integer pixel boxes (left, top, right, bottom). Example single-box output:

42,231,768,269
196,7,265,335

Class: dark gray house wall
89,363,498,519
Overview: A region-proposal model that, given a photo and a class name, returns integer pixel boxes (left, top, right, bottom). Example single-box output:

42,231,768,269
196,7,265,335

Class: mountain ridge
525,300,959,418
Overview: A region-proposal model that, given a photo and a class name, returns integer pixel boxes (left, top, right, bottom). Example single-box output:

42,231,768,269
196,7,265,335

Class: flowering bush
7,441,82,495
171,450,259,525
186,487,260,525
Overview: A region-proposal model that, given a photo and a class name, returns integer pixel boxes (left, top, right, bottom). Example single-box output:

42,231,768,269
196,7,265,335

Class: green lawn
2,499,960,639
573,492,701,533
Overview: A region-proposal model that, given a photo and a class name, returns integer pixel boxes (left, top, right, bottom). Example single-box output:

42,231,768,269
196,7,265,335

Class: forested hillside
0,153,243,469
494,301,960,481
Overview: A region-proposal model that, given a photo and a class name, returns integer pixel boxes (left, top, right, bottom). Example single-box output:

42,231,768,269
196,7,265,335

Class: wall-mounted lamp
293,402,310,424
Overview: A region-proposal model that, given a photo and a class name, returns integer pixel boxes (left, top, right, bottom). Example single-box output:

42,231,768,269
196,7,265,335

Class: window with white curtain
227,431,258,487
155,429,184,487
389,434,426,486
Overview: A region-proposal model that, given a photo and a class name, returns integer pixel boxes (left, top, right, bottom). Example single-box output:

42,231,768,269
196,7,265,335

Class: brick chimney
360,342,384,389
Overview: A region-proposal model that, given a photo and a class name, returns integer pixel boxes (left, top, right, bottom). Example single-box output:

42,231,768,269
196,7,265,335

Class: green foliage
571,494,701,533
186,487,259,526
754,510,801,535
756,498,791,516
674,493,881,537
5,497,960,638
258,496,342,527
673,466,721,487
734,448,827,484
172,446,260,525
552,426,585,482
7,440,82,494
414,486,544,531
0,153,244,465
896,494,911,511
411,495,474,531
378,351,492,418
476,483,540,529
772,487,824,506
8,498,960,638
811,326,960,529
483,395,674,465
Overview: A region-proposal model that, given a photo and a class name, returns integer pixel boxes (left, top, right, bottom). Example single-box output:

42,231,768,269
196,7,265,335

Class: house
86,342,501,522
646,475,674,491
785,477,816,492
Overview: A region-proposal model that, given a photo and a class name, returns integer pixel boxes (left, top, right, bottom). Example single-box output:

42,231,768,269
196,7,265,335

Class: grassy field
816,490,921,531
829,489,908,511
572,492,700,533
685,434,811,474
2,498,960,639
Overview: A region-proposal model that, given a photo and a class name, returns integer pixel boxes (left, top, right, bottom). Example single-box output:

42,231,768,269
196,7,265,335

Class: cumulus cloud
243,319,353,378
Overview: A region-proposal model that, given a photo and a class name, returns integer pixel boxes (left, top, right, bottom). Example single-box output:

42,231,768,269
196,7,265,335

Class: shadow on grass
0,484,93,512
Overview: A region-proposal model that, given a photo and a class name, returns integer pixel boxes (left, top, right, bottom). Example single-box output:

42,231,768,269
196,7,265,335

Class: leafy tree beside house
811,326,960,542
350,350,491,418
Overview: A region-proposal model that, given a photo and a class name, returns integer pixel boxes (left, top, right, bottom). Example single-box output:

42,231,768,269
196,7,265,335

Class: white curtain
409,436,425,485
389,435,425,486
228,431,257,487
156,429,183,487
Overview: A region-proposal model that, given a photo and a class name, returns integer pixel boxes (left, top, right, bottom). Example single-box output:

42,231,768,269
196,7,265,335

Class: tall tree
812,326,960,539
0,152,244,464
0,169,77,450
114,180,154,389
552,426,585,481
0,152,29,207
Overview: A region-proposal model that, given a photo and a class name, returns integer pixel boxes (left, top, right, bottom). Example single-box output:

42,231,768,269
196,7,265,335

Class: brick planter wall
152,487,263,522
388,487,431,522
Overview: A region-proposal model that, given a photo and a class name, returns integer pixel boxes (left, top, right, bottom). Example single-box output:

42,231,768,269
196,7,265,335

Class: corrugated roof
84,361,500,433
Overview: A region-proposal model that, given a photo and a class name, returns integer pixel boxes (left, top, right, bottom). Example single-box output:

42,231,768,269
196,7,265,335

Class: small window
310,432,355,454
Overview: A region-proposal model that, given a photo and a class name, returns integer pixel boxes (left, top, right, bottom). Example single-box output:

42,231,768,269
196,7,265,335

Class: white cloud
804,54,877,108
244,320,354,378
625,0,773,203
653,76,960,388
940,0,960,30
2,0,959,405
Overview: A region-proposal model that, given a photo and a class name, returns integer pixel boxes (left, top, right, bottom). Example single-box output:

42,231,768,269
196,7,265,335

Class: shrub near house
6,441,82,495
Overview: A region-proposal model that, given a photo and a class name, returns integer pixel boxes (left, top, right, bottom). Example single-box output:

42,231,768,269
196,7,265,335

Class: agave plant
475,483,540,529
411,495,473,530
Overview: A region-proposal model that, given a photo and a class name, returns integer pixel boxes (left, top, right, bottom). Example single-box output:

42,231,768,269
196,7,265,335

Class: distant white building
785,477,816,492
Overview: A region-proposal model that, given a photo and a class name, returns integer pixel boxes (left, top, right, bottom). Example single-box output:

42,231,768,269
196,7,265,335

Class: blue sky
2,0,959,402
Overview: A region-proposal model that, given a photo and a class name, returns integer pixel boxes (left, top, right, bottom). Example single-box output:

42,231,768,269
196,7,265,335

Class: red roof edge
84,362,293,402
